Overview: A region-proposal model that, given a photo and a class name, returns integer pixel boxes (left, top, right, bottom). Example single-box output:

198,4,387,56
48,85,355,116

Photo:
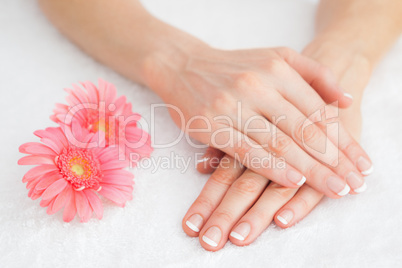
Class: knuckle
329,153,348,169
293,196,309,212
233,71,262,89
250,207,269,222
275,47,295,58
318,65,333,80
268,183,295,200
341,139,359,153
324,105,340,122
293,116,307,143
303,125,321,144
294,116,321,145
270,132,292,156
233,176,263,195
210,169,236,187
197,105,210,118
328,155,341,168
211,91,235,112
306,162,321,180
194,196,215,211
235,138,253,160
307,106,326,123
213,209,233,223
266,58,288,74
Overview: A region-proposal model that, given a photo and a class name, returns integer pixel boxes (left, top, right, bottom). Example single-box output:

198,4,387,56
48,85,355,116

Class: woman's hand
182,37,374,251
145,45,372,198
186,152,324,250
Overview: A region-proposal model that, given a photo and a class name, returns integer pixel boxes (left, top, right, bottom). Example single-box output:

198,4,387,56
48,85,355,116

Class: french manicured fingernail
287,170,306,186
344,93,353,100
185,214,203,232
277,210,294,225
202,226,221,247
357,157,373,176
230,222,250,241
196,154,210,164
354,182,367,193
346,172,367,193
327,176,350,196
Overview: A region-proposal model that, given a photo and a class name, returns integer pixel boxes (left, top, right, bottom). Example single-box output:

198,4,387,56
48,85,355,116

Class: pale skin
39,0,402,251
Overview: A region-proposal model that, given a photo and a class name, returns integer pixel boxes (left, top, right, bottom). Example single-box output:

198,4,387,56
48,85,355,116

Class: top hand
144,46,372,198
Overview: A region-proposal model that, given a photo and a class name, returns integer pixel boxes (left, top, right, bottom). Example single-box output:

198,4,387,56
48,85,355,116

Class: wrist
138,19,211,97
302,35,373,102
303,33,374,73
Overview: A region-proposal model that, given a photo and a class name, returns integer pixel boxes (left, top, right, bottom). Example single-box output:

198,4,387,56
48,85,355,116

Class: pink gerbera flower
18,122,135,222
51,79,152,163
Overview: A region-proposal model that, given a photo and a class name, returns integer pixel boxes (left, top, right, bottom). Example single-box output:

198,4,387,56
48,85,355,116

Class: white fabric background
1,0,402,267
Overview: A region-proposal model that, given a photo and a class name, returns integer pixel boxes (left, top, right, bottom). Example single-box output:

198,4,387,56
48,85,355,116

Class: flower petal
41,179,68,200
22,164,58,183
101,159,129,171
18,155,55,165
112,185,134,200
112,95,127,115
98,78,117,104
80,81,99,104
65,87,83,107
46,127,69,148
46,199,57,215
39,138,63,155
97,148,119,163
63,189,77,222
75,191,91,222
19,142,57,156
72,83,90,104
26,175,42,190
30,192,42,200
103,169,134,180
50,185,72,214
98,186,127,207
40,196,55,207
101,175,134,186
34,127,68,153
71,119,83,142
84,190,103,220
34,171,62,191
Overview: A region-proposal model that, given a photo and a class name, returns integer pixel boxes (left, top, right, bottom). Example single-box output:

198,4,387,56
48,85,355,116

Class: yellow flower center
68,156,92,180
57,147,102,190
90,118,115,143
92,119,107,133
71,164,85,176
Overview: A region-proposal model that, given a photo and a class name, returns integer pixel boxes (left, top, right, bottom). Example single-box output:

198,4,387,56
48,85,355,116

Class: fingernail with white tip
297,176,306,186
344,93,353,100
327,176,350,196
338,184,351,196
202,226,221,247
196,157,209,164
361,166,374,176
346,171,366,194
287,170,306,186
277,209,294,225
185,214,203,232
230,222,250,241
357,157,373,176
354,182,367,193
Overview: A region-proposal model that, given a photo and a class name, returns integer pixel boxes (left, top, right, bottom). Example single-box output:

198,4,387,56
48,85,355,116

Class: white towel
1,0,401,267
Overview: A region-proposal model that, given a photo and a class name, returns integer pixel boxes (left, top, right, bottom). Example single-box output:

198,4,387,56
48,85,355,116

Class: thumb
196,147,225,174
277,47,353,108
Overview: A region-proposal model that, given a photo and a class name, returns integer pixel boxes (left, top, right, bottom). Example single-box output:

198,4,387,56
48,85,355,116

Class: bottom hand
184,152,324,251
